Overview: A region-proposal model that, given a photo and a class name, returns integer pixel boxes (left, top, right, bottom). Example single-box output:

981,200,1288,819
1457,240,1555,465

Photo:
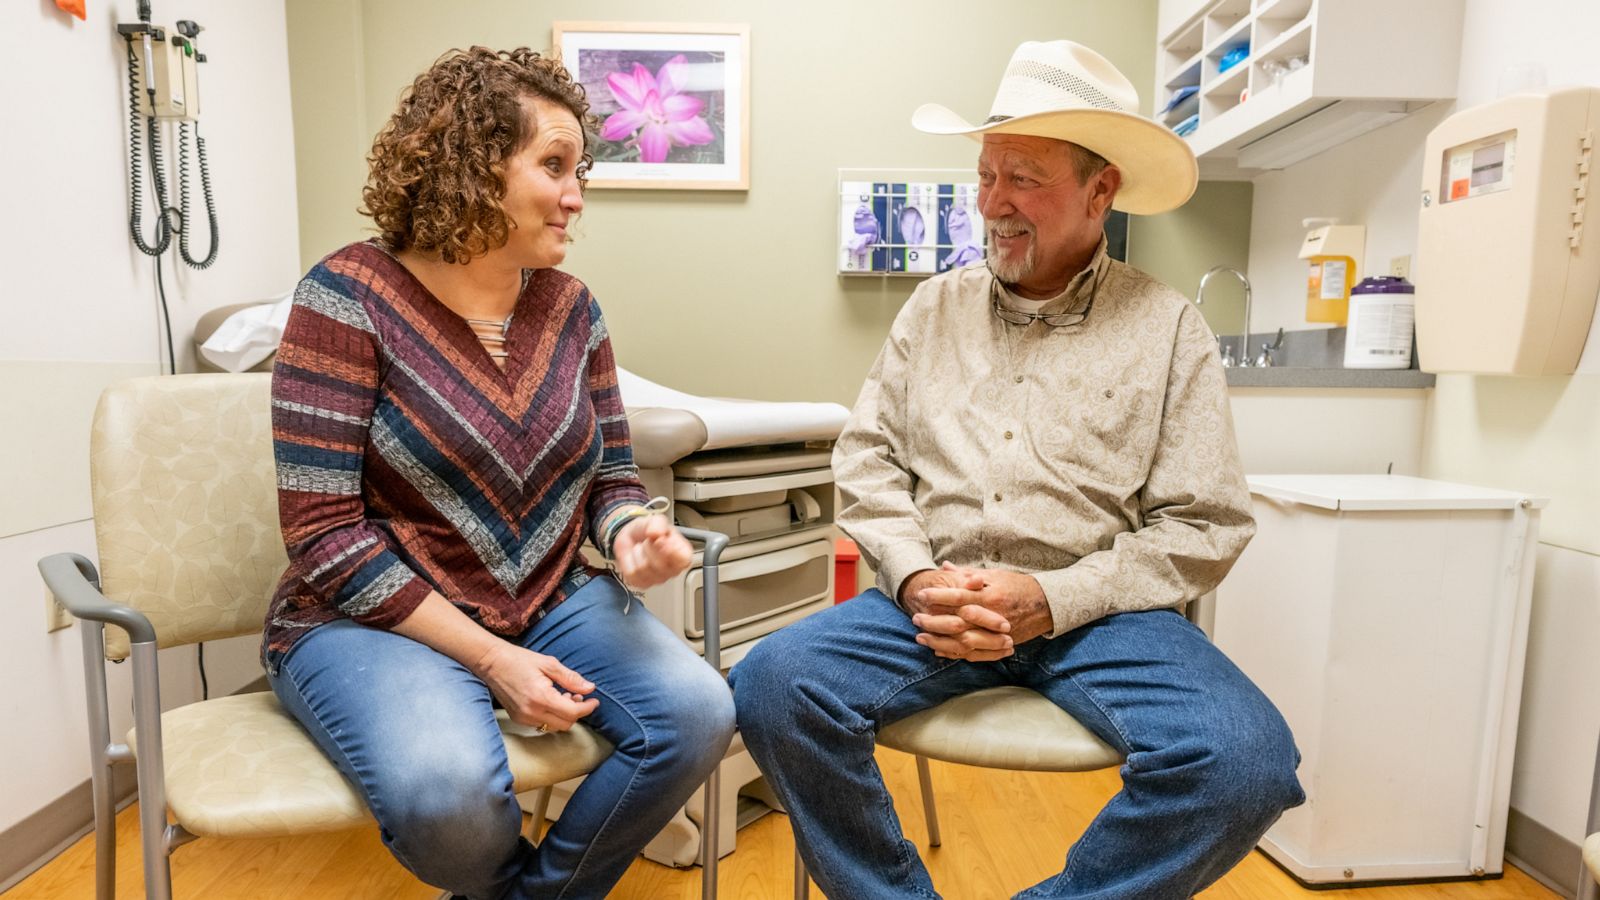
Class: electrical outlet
45,588,72,633
1390,255,1412,280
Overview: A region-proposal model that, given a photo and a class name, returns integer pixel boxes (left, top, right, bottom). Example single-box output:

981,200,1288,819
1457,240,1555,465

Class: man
731,40,1304,899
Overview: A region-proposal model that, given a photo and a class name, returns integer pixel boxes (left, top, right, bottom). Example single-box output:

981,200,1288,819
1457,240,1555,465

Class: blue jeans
730,590,1304,899
269,575,736,900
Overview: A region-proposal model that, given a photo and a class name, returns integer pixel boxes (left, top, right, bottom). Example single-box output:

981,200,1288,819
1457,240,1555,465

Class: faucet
1197,265,1252,367
1252,327,1285,367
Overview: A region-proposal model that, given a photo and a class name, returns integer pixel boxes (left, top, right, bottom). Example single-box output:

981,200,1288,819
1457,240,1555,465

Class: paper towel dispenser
1415,86,1600,375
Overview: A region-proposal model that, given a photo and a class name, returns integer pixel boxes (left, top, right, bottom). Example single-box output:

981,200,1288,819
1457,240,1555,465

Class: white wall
1229,388,1427,476
1242,0,1600,845
0,0,300,837
1247,0,1600,341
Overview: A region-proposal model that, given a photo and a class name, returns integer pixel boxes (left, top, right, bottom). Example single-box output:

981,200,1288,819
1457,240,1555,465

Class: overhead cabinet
1156,0,1465,173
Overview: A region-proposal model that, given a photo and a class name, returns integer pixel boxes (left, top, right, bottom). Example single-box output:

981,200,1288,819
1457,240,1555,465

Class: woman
262,47,735,899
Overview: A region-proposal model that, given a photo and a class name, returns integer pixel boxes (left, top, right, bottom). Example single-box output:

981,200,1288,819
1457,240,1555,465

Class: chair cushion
92,374,288,659
1585,831,1599,884
876,686,1121,772
129,691,611,839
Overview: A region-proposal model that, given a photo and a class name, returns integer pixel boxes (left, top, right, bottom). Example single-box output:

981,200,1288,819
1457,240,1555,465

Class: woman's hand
472,642,599,732
612,513,693,590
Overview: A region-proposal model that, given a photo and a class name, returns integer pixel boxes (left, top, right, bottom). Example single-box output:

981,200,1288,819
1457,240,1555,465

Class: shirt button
993,492,1003,502
1013,375,1024,384
1004,430,1013,440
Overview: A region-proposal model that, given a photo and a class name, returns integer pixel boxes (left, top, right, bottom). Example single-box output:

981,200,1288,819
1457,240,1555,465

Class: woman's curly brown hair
361,47,596,263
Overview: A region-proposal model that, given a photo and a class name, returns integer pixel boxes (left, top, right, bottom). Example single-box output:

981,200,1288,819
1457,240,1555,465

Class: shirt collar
994,235,1111,318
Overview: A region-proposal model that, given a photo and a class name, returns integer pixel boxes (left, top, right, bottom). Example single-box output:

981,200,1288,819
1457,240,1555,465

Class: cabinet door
1158,0,1211,41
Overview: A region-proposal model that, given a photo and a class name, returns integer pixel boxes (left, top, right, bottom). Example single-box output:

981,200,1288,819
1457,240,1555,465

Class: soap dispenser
1299,218,1365,325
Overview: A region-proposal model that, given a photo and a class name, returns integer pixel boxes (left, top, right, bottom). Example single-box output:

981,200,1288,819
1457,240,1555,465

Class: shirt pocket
1034,374,1162,489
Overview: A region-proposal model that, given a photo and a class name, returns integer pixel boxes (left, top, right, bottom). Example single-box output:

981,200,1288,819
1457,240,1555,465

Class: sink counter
1216,326,1434,389
1224,367,1435,389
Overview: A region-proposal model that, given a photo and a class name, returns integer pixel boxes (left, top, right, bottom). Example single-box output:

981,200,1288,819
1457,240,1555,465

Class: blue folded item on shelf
1172,113,1200,137
1218,44,1250,74
1160,84,1199,114
1165,92,1200,126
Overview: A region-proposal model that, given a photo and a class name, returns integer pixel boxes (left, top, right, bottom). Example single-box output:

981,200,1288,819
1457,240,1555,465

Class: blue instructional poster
893,183,938,274
838,181,878,272
871,183,892,272
936,183,985,273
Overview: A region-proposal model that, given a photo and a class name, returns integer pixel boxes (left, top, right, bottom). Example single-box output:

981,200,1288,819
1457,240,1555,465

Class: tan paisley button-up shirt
833,242,1255,637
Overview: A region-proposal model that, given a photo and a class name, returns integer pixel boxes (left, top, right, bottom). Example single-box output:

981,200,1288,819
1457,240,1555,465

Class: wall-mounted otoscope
117,0,219,269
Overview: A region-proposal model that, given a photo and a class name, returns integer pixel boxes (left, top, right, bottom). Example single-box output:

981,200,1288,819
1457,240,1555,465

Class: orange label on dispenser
1306,257,1354,325
1450,178,1470,201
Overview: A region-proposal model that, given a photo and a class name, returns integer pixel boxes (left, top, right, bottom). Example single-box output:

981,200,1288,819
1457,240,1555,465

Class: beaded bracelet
601,496,672,561
603,496,671,611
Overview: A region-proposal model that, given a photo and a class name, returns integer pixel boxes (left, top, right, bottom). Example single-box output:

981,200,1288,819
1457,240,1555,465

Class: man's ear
1090,165,1123,220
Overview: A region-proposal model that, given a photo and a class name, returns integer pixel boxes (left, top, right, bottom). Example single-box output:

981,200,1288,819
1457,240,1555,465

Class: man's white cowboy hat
912,40,1197,216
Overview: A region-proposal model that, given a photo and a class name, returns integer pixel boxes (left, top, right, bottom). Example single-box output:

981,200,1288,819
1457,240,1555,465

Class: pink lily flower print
599,54,716,163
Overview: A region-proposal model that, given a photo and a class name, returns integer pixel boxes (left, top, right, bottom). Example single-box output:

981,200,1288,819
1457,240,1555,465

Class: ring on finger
535,722,550,734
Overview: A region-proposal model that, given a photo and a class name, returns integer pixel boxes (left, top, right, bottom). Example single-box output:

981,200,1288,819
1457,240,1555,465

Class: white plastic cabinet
1157,0,1212,50
1213,474,1546,885
1156,0,1464,173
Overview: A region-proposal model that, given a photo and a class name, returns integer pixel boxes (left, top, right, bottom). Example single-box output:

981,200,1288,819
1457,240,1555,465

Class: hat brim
912,103,1198,216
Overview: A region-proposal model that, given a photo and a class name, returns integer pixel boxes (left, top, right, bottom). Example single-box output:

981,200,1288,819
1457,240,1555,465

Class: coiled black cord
125,41,171,257
126,38,178,374
197,641,209,700
153,253,177,376
177,121,219,269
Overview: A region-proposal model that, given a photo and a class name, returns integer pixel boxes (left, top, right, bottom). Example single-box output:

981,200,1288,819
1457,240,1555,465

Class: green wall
286,0,1252,404
1130,180,1253,333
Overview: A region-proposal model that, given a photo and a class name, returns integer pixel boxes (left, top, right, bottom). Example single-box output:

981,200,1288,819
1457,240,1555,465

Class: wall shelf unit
1155,0,1465,175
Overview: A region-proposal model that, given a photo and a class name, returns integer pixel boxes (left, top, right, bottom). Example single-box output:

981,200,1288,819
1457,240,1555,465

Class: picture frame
552,21,750,190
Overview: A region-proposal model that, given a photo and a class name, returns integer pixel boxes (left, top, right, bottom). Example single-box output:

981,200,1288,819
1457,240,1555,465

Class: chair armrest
38,552,156,644
674,527,729,672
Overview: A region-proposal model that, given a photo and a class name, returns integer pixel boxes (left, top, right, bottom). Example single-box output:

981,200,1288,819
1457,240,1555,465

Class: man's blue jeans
268,575,736,900
730,590,1304,899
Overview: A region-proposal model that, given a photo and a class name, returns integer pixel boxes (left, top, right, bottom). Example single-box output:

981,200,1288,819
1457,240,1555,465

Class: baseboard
0,764,139,893
1506,806,1582,899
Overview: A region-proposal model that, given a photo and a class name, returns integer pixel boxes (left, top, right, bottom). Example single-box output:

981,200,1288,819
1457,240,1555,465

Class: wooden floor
10,747,1558,899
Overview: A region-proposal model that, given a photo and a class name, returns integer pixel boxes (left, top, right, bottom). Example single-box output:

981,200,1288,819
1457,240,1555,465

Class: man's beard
985,218,1034,284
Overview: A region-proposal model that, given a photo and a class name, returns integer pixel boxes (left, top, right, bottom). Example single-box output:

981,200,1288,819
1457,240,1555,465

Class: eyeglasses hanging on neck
990,264,1104,328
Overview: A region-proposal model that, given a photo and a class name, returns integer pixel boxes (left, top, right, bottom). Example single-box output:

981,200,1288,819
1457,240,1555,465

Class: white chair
39,373,732,900
792,685,1123,897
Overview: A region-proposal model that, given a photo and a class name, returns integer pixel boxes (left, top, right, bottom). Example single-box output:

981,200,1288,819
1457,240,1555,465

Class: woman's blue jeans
268,575,735,900
730,590,1304,900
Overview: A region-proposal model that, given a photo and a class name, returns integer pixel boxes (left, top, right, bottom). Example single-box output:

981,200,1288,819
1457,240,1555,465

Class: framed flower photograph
553,21,750,190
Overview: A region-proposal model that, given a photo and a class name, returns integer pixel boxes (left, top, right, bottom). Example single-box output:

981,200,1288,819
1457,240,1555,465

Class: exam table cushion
876,686,1121,772
626,406,710,469
616,369,848,467
127,691,611,838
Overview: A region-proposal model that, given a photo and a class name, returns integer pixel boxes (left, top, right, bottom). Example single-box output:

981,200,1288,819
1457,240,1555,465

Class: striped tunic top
263,241,648,665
